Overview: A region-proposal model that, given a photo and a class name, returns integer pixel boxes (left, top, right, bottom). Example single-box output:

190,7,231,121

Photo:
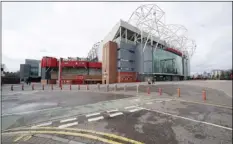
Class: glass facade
153,49,183,75
30,67,39,76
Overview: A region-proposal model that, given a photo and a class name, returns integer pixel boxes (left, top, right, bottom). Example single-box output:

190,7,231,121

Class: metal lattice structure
128,4,196,58
87,42,100,61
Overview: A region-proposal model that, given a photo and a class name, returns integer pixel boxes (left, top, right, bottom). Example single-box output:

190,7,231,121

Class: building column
125,29,127,43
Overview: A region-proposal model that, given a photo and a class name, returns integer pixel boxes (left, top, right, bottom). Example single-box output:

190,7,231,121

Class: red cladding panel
88,62,102,68
41,57,58,68
76,75,84,80
61,61,88,67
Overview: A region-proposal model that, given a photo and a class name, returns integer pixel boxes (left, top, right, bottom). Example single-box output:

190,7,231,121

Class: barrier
147,87,150,95
78,85,80,90
11,85,13,91
97,83,100,91
202,90,206,101
70,85,72,90
32,84,34,90
124,84,126,92
114,84,117,91
60,85,62,90
106,84,109,92
158,88,162,96
51,84,53,90
42,84,44,90
137,84,139,94
177,88,180,97
86,85,89,90
22,84,24,91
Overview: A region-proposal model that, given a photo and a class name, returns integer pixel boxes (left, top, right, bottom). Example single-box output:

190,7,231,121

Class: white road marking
86,112,101,118
88,116,104,122
164,99,172,102
142,107,232,131
156,101,162,103
107,109,119,113
109,112,123,117
124,105,137,109
31,122,52,128
129,108,144,113
60,117,77,123
58,122,78,128
146,102,153,105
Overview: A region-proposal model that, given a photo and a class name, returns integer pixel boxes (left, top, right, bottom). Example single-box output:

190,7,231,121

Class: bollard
158,88,162,96
136,84,139,94
147,87,150,95
97,83,100,91
11,85,13,91
202,89,206,101
60,85,62,90
70,85,72,90
86,85,89,90
51,84,53,90
32,84,34,90
106,84,109,92
42,84,44,90
78,85,80,90
124,84,127,92
177,88,180,97
114,84,117,91
22,84,24,91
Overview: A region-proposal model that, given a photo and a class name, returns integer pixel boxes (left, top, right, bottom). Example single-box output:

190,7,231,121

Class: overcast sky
2,2,232,73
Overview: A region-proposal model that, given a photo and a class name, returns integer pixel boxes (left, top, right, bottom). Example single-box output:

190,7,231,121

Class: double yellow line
4,127,144,144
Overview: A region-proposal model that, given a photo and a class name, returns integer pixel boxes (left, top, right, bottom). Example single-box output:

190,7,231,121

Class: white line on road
86,112,101,118
58,122,78,128
156,101,162,103
146,102,153,105
60,117,77,123
109,112,123,117
129,108,144,113
31,122,52,128
124,105,137,109
107,109,119,113
88,116,104,122
142,107,232,131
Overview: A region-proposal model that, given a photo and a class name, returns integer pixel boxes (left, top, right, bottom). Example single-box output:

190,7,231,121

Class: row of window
118,67,135,71
117,48,135,54
117,59,135,63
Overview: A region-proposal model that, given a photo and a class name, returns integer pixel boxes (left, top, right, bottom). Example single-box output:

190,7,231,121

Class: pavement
1,80,232,144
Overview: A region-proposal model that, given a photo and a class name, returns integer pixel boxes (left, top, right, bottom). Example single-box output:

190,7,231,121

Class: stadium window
129,60,135,63
129,50,135,53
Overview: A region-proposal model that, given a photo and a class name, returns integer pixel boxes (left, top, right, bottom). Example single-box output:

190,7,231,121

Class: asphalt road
1,81,232,144
117,83,232,106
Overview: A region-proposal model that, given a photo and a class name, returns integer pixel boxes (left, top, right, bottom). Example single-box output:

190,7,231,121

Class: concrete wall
20,64,30,80
41,68,51,79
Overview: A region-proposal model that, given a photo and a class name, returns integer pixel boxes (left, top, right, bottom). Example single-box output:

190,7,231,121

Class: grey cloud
2,2,232,73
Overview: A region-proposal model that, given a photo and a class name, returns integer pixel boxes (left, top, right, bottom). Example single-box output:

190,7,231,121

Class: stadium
98,4,196,83
20,4,196,85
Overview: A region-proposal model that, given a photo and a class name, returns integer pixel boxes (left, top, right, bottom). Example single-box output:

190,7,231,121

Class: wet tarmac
2,81,232,144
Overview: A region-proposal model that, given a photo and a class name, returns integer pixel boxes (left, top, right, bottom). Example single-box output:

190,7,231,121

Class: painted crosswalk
30,99,172,129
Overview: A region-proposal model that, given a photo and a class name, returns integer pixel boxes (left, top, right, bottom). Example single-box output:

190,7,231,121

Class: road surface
2,80,232,144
